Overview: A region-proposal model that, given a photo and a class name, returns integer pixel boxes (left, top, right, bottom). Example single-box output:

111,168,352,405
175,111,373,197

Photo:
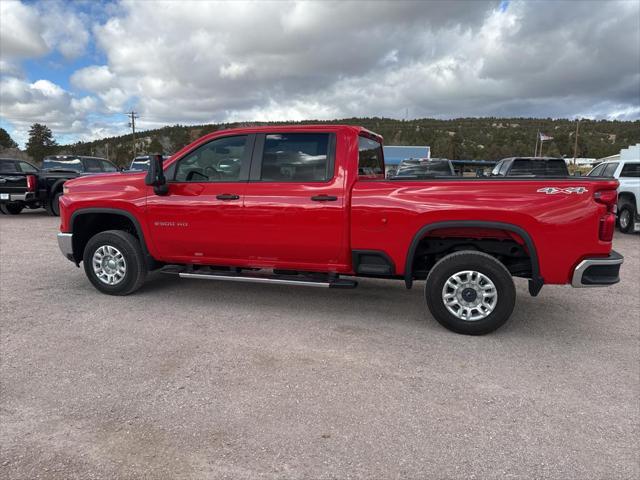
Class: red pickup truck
57,125,623,334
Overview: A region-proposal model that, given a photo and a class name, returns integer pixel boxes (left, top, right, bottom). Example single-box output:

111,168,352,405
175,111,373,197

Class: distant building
620,143,640,160
596,143,640,164
383,145,430,176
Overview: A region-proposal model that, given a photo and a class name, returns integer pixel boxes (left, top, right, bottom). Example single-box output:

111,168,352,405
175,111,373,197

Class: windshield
42,158,83,172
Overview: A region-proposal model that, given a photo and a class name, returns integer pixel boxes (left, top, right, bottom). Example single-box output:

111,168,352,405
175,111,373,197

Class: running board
161,266,357,289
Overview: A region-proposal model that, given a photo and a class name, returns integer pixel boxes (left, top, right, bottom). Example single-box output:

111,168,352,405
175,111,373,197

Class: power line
125,111,139,158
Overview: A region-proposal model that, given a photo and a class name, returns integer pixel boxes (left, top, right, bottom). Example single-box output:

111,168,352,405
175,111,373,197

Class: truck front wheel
425,251,516,335
83,230,147,295
0,203,23,215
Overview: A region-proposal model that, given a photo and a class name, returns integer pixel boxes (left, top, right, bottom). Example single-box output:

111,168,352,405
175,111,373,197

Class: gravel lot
1,210,639,479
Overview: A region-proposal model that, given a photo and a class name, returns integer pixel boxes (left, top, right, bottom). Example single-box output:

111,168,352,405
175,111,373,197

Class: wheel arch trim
69,208,154,266
403,220,542,292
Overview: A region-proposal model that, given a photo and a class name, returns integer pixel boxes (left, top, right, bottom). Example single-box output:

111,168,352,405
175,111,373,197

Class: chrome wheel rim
92,245,127,285
442,270,498,321
619,210,630,229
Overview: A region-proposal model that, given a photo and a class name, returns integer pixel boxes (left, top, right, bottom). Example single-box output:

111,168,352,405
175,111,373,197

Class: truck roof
206,124,382,140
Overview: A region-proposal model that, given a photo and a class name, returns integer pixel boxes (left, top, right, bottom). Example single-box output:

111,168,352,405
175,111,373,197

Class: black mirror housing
145,154,169,195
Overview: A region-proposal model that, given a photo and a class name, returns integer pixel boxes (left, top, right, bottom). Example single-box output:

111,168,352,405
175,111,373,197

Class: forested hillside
45,117,640,167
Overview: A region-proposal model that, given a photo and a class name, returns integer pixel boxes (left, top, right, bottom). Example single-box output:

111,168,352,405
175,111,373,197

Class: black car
491,157,569,177
0,158,40,215
37,155,120,216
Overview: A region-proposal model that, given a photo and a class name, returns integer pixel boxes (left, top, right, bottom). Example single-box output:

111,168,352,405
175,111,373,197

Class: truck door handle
216,193,240,200
311,195,338,202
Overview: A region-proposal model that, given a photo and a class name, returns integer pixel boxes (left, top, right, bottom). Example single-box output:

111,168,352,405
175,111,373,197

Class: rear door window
101,160,118,172
602,162,619,178
620,163,640,178
0,161,18,173
587,164,605,176
358,136,384,179
260,133,332,182
83,158,102,173
18,161,38,173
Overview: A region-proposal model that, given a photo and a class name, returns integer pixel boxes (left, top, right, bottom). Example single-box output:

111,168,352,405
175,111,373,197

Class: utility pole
572,119,580,165
125,111,139,159
534,130,539,157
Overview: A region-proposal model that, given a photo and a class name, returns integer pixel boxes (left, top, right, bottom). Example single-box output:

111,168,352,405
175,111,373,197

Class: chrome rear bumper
571,251,623,287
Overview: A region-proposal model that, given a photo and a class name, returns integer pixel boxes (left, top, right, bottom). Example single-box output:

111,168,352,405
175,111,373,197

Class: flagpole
573,119,580,165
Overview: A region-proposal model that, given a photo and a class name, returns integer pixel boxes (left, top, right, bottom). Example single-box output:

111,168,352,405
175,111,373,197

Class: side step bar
161,266,357,289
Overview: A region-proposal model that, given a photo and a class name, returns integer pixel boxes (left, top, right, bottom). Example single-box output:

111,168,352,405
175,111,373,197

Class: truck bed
350,176,619,285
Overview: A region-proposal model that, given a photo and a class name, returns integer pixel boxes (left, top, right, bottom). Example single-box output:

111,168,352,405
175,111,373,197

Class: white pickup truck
587,158,640,233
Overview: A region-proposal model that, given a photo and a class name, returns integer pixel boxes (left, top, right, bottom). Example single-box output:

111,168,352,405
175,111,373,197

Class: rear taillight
26,174,37,192
594,189,617,241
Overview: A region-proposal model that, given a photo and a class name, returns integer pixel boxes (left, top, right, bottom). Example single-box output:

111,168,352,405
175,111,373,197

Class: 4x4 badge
537,186,588,195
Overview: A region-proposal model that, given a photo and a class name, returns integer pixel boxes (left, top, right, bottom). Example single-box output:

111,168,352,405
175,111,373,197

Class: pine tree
25,123,57,163
148,138,164,154
0,128,18,149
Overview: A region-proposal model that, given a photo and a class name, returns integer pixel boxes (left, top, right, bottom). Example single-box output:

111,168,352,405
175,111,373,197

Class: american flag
539,132,553,141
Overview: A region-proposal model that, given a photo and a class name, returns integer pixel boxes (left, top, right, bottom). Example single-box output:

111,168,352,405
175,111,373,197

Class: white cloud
82,0,638,129
40,2,90,60
0,1,48,58
71,65,116,92
0,76,100,145
1,0,639,145
0,0,89,64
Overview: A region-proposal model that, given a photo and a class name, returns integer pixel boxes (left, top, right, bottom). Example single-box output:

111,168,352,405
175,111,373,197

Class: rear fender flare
403,221,542,294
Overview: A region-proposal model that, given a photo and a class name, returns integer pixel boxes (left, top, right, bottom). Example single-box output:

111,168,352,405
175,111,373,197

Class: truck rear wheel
425,251,516,335
0,203,23,215
618,204,636,234
83,230,147,295
45,192,62,216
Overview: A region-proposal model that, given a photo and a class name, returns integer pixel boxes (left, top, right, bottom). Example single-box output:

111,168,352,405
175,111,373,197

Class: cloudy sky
1,0,639,146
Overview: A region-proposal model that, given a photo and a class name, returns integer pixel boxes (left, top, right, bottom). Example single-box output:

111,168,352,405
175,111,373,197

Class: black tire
46,192,62,216
83,230,147,295
618,204,636,234
425,250,516,335
0,203,24,215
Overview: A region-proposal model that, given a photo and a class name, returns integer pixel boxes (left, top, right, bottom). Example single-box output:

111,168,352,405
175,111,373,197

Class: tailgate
0,173,28,197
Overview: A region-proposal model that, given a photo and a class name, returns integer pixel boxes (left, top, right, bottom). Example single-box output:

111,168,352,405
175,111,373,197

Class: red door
146,135,253,264
241,132,348,271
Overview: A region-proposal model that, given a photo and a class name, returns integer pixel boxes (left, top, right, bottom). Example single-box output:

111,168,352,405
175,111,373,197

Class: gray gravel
1,210,639,479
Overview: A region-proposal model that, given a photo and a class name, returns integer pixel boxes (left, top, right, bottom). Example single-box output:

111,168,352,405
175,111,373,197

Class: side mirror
573,171,582,176
145,154,169,195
